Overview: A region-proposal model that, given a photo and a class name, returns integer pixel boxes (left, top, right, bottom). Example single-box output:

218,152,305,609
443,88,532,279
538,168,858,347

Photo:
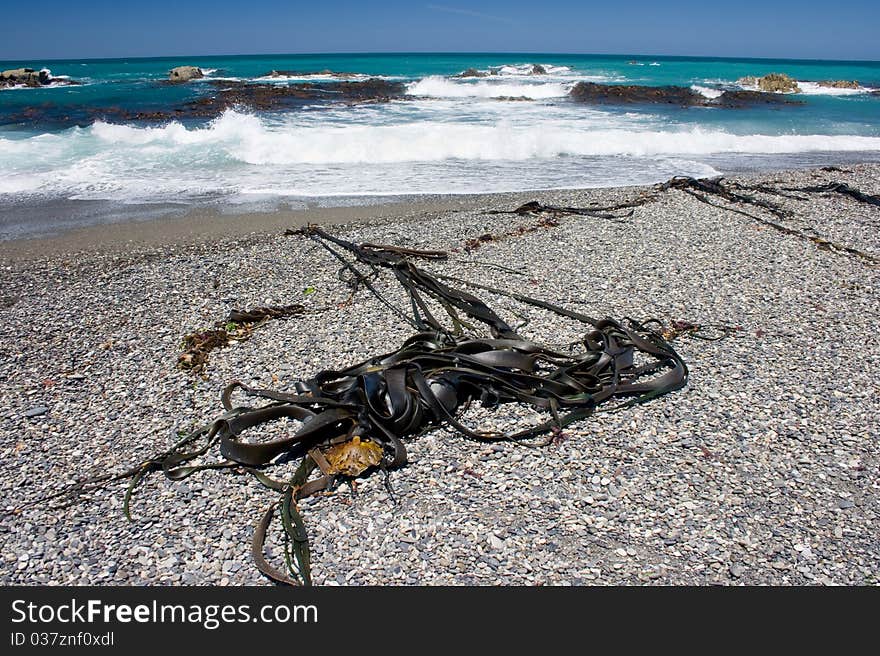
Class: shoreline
1,162,878,586
0,194,497,260
0,182,671,261
2,158,878,261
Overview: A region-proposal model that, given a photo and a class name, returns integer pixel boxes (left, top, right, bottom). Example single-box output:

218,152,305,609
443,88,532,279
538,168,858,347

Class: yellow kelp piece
322,437,384,477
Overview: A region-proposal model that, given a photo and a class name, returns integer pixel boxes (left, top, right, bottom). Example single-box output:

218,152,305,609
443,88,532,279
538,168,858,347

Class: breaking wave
796,81,877,96
407,76,573,99
690,85,725,99
251,72,378,83
491,63,573,76
2,111,879,195
736,79,877,96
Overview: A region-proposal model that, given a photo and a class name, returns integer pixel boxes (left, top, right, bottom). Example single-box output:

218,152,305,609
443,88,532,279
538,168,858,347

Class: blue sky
2,1,878,61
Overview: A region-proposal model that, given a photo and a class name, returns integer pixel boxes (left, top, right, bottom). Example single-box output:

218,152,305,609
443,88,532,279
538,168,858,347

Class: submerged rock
168,66,204,82
207,78,405,106
737,72,801,93
570,81,705,105
3,78,408,126
569,82,802,108
712,90,803,108
161,78,405,119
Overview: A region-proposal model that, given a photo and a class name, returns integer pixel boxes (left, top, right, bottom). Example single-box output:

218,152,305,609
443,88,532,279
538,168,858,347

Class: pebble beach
1,163,878,586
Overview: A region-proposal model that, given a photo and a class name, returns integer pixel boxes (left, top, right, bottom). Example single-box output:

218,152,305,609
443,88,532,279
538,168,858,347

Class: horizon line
2,50,878,66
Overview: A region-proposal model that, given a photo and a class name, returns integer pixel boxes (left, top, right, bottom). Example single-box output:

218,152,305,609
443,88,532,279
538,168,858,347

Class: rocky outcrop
174,78,405,118
175,78,405,115
456,68,489,78
737,73,801,93
168,66,204,82
817,79,861,89
0,67,77,89
569,82,803,108
570,82,705,106
712,90,802,108
4,78,408,126
530,64,547,75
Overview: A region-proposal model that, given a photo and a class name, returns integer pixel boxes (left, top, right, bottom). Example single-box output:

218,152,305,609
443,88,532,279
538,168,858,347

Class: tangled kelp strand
655,177,879,264
489,176,880,265
786,181,880,208
23,226,694,585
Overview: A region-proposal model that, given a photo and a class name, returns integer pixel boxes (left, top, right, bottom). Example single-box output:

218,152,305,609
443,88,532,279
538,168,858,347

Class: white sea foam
796,81,876,96
737,79,876,96
5,110,880,166
2,110,880,204
690,85,725,99
492,63,573,76
251,72,376,82
407,76,572,99
0,80,87,92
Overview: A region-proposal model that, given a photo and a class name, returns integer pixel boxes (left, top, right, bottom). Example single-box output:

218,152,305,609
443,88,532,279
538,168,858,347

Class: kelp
491,175,880,265
654,176,880,264
178,304,305,373
787,181,880,208
487,200,637,220
21,226,692,586
18,171,878,585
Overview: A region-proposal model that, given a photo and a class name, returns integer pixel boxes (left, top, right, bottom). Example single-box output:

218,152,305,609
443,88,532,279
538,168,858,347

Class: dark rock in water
1,67,77,89
168,66,204,82
569,82,802,108
2,78,407,127
530,64,547,75
146,78,406,120
570,81,704,106
456,68,489,78
202,78,406,110
711,90,803,108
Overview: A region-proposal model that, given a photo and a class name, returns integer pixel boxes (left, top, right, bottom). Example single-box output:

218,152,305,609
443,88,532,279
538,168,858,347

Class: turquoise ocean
1,53,879,237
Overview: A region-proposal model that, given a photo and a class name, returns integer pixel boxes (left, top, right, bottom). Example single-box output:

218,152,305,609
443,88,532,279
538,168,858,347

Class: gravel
1,163,878,586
